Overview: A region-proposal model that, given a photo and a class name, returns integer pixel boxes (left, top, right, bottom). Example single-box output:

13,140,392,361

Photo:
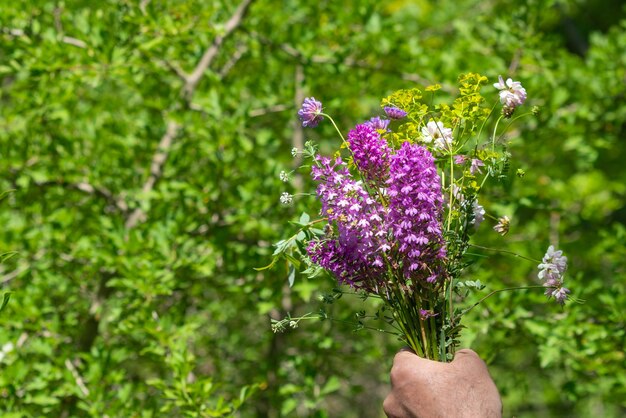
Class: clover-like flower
384,106,407,120
364,116,390,132
538,245,570,305
493,215,510,235
421,120,454,151
472,200,485,229
298,97,324,128
493,75,527,108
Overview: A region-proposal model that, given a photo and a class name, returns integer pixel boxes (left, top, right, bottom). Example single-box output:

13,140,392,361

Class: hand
383,349,502,418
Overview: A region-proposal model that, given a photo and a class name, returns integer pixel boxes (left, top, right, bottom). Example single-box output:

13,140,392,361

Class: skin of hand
383,349,502,418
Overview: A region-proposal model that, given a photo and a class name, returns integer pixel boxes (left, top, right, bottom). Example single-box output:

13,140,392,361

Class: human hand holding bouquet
267,73,572,362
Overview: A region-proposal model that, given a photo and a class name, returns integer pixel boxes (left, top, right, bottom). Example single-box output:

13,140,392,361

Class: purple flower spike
298,97,324,128
387,143,446,281
347,124,391,184
364,116,390,132
384,106,407,120
307,156,389,291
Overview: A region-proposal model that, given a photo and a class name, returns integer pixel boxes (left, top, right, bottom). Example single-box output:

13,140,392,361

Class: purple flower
387,143,446,282
298,97,324,128
347,124,391,184
307,156,388,290
384,106,407,120
364,116,390,132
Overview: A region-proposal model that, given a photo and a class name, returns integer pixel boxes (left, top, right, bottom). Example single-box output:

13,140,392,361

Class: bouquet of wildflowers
267,74,571,361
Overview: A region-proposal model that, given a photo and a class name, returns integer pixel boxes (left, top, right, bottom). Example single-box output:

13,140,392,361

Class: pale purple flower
538,245,568,282
538,245,570,305
421,120,453,151
472,200,485,228
298,97,324,127
364,116,390,132
470,159,485,175
387,143,446,282
347,124,391,184
384,106,407,120
493,75,527,108
454,155,468,165
547,286,570,305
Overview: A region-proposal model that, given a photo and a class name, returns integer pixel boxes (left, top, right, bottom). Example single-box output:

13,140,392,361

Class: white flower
421,120,453,150
279,170,289,182
280,192,293,205
291,147,298,157
493,75,527,108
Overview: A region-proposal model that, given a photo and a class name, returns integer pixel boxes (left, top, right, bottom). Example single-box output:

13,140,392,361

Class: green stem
469,244,540,263
491,115,504,153
321,113,347,144
461,285,547,315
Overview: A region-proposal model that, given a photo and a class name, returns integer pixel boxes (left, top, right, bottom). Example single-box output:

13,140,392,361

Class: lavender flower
472,200,485,229
538,245,569,305
384,106,407,120
421,120,454,151
387,143,446,282
454,155,468,165
298,97,324,128
307,156,388,290
493,76,527,109
347,124,391,184
538,245,568,282
470,159,485,175
364,116,390,132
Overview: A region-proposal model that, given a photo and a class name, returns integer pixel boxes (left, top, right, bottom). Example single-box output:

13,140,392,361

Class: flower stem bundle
269,73,571,361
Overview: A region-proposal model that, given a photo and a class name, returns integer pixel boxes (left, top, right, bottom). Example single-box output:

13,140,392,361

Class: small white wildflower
280,192,293,205
291,147,298,157
0,342,14,363
289,320,298,329
421,120,453,150
279,170,289,182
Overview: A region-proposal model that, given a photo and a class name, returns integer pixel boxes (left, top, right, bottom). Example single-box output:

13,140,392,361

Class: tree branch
124,120,179,229
183,0,254,99
65,358,90,397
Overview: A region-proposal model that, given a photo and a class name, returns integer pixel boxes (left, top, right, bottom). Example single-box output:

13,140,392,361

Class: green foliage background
0,0,624,416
